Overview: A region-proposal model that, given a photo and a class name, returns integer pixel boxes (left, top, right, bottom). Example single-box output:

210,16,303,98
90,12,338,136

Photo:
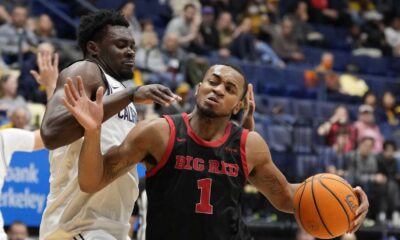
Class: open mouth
124,61,135,67
205,95,219,105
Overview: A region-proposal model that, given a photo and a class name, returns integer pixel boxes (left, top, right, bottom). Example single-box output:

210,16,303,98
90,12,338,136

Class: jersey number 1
195,178,213,214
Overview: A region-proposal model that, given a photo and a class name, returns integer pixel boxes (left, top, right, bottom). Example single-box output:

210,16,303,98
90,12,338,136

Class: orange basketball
293,173,359,239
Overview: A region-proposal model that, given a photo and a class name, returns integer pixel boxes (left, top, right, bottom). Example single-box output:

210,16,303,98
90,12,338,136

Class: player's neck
86,57,122,81
188,110,230,142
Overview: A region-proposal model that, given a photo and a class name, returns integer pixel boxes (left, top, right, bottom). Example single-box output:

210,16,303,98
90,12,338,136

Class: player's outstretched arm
41,61,180,150
246,131,299,213
62,77,166,193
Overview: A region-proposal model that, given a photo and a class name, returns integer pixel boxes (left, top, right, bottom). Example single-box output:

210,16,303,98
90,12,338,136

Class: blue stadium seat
295,154,322,181
292,99,315,121
265,125,292,152
292,126,313,153
316,102,338,120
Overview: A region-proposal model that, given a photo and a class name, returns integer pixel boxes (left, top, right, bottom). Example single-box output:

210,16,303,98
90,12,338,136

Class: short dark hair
184,3,196,11
383,140,397,151
78,10,129,56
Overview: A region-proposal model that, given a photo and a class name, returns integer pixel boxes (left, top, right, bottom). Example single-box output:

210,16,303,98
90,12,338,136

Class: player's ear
194,83,201,96
87,41,99,57
232,100,243,115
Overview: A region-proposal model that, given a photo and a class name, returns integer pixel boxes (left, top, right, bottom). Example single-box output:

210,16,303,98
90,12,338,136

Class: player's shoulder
58,60,103,88
136,117,170,134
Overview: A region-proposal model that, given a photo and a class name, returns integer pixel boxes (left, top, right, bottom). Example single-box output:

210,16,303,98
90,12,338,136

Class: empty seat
265,125,292,152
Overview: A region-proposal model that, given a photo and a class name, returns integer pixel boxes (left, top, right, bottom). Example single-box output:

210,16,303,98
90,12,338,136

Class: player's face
98,26,136,80
196,65,244,118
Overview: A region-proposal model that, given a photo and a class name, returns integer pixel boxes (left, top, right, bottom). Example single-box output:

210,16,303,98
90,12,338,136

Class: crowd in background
1,0,400,239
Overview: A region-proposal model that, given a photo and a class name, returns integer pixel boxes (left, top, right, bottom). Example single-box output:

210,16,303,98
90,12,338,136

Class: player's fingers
354,186,369,216
76,76,86,97
44,51,51,69
37,52,44,70
53,53,59,71
248,83,254,100
151,88,174,104
64,83,77,105
30,70,40,82
66,78,79,100
159,86,181,101
62,97,75,113
149,92,168,106
96,87,104,105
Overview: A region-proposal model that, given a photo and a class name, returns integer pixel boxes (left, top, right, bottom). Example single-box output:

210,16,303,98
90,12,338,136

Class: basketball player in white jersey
0,49,58,240
39,10,180,240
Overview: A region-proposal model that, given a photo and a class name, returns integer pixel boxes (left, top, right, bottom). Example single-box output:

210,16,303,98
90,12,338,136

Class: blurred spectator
308,0,351,27
166,3,201,53
296,228,315,240
338,64,368,97
120,1,141,43
354,105,384,153
161,33,187,87
378,91,400,126
318,105,356,153
360,11,391,57
316,52,334,73
1,106,30,130
169,0,201,17
198,6,219,53
159,82,193,115
324,129,352,177
362,91,378,110
217,11,235,49
265,0,281,24
34,14,56,39
348,0,376,26
0,5,10,25
377,140,400,224
314,52,339,92
272,17,305,62
341,233,357,240
347,23,368,50
384,17,400,56
201,0,245,22
136,32,184,88
245,0,269,36
0,71,26,112
230,18,258,62
288,1,323,44
136,32,166,74
7,221,31,240
0,5,38,66
346,137,384,218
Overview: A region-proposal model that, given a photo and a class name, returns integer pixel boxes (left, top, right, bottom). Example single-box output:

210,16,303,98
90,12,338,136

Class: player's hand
241,83,255,131
348,186,369,233
30,51,59,99
133,84,181,106
62,76,104,131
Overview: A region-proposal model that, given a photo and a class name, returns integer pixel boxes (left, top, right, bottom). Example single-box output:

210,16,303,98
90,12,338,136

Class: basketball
293,173,360,239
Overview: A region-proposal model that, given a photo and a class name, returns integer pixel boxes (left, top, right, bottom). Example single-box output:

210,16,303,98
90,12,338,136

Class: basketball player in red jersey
63,64,369,240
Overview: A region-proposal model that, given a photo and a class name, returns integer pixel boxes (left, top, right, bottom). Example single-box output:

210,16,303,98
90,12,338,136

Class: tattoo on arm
258,173,286,195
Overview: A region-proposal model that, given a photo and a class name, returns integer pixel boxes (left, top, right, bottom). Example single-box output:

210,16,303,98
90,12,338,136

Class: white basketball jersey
40,67,139,240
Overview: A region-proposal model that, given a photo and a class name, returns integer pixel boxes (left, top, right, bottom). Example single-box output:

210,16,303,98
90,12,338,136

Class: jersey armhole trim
146,115,176,177
240,129,249,179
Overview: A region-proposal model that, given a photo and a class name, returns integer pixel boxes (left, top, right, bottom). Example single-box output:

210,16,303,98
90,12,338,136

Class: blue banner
0,150,50,227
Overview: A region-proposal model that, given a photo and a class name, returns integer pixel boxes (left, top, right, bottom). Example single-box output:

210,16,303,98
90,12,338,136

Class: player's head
7,220,29,240
195,64,248,118
78,10,135,80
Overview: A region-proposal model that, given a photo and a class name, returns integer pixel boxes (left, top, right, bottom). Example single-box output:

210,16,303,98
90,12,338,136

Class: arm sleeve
0,129,35,166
